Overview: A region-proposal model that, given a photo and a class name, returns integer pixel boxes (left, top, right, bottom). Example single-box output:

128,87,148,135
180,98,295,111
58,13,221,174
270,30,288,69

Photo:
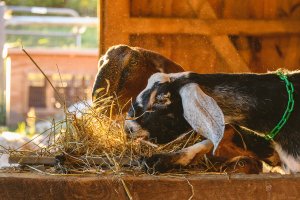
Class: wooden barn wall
130,34,225,74
100,0,300,73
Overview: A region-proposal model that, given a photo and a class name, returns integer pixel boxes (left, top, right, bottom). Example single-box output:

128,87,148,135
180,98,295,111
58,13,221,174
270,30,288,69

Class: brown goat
92,45,184,109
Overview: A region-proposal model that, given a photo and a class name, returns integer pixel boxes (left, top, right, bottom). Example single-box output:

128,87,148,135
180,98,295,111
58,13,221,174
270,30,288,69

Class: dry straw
1,47,219,198
4,47,203,173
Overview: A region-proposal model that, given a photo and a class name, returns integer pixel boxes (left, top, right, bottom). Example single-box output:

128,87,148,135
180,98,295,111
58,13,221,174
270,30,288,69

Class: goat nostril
124,126,132,134
125,127,136,140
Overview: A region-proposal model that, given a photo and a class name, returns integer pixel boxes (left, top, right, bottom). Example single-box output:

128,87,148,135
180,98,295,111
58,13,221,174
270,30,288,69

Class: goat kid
125,71,300,174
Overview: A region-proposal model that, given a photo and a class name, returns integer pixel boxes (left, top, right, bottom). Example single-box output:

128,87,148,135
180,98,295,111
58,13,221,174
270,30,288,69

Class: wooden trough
8,156,137,166
1,173,300,199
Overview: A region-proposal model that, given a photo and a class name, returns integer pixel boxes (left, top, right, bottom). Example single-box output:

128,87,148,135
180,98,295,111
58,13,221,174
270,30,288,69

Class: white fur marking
174,140,213,165
136,72,191,107
169,72,191,80
125,120,150,138
274,143,300,174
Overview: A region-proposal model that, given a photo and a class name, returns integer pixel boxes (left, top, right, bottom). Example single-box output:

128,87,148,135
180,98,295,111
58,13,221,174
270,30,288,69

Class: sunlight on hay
55,97,130,157
2,47,204,178
5,93,202,170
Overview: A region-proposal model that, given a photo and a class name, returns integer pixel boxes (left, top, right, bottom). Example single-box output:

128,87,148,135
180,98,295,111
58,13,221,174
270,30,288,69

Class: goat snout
124,120,150,139
124,123,134,136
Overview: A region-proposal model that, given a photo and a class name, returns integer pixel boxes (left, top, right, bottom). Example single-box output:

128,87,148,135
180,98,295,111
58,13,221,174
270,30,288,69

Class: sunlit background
0,0,99,137
4,0,97,48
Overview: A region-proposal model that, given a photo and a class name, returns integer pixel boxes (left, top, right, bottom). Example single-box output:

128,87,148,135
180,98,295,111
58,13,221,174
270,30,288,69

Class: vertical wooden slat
104,0,130,51
283,37,300,70
263,0,278,19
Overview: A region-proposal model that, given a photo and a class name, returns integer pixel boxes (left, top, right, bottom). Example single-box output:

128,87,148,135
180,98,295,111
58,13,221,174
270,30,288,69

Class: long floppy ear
137,48,185,73
179,83,225,153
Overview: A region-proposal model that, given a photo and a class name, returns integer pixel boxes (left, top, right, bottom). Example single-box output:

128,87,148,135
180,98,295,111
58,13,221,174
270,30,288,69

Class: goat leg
139,139,213,173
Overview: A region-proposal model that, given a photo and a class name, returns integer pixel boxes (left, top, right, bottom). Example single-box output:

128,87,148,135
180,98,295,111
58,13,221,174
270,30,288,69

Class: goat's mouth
127,133,150,141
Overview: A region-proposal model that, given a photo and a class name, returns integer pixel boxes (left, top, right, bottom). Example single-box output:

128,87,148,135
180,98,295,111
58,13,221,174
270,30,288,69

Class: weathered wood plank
8,156,138,166
1,173,300,199
126,18,300,35
9,156,56,165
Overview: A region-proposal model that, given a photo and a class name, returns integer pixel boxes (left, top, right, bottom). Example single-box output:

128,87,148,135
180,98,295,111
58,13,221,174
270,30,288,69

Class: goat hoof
140,154,175,174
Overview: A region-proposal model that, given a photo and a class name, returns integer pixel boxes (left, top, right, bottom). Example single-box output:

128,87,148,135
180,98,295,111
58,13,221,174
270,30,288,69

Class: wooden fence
99,0,300,73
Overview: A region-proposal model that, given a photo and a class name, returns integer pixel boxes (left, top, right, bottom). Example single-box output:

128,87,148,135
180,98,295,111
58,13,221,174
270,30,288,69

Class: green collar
265,71,294,140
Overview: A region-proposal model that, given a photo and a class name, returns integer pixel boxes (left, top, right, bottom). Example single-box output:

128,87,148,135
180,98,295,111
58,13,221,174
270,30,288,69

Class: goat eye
157,99,167,104
237,160,245,168
131,60,138,65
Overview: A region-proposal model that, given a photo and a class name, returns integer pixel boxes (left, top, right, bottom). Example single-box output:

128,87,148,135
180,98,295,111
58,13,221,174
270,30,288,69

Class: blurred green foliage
5,25,98,49
4,0,97,17
4,0,98,49
15,121,26,135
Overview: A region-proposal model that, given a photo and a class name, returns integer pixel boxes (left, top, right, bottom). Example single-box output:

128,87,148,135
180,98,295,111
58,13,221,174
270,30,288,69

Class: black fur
129,81,191,144
185,72,300,158
231,125,279,166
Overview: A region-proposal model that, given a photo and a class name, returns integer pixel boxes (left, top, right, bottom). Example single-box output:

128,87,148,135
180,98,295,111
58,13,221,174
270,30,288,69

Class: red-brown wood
1,173,300,199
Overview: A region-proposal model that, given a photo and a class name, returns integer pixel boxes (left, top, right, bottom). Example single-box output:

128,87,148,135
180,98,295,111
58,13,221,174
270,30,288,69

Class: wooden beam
126,18,300,36
9,156,56,165
9,156,138,166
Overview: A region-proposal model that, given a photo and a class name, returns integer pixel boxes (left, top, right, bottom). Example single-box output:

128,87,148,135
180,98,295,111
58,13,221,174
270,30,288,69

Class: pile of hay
5,92,203,175
4,48,204,177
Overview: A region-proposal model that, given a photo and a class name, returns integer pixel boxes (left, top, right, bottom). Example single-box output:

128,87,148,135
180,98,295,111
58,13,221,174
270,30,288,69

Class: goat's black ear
179,83,225,153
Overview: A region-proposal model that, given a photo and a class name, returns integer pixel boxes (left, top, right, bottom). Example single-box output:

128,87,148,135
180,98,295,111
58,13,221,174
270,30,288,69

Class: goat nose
124,125,132,134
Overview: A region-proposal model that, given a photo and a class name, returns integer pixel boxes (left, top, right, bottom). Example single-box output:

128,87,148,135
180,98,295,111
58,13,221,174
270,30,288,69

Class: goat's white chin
130,129,150,139
125,120,150,138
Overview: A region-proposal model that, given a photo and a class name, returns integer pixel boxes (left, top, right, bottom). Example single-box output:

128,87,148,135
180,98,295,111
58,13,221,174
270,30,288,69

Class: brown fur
92,45,184,109
213,125,257,158
197,156,263,174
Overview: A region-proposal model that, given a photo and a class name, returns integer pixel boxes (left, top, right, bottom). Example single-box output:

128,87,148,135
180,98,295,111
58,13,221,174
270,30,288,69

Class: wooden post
102,0,130,51
98,0,105,57
0,1,6,125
